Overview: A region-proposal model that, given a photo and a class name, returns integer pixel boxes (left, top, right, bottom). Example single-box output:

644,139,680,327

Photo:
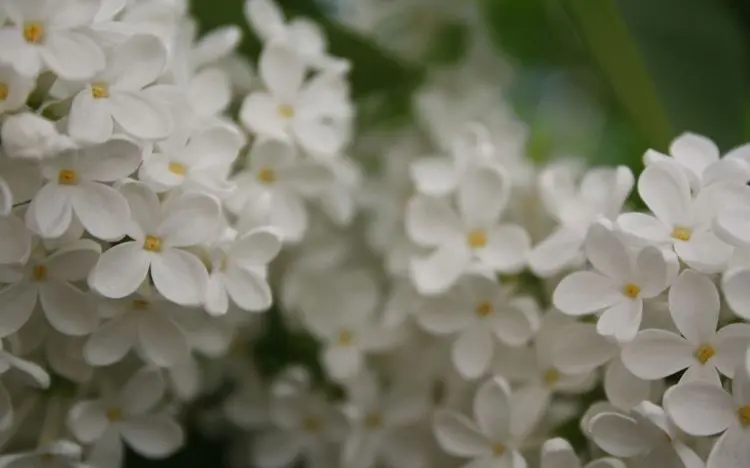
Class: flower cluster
1,1,750,468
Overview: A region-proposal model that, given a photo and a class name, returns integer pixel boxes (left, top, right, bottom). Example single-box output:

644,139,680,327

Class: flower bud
1,113,74,160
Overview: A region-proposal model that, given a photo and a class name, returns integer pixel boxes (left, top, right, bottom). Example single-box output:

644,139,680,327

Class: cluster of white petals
2,1,750,468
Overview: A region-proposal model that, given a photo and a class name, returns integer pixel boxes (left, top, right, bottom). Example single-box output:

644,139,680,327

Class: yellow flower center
337,329,353,346
365,413,382,430
671,226,692,242
57,169,78,185
695,344,716,364
168,162,187,176
302,416,321,433
90,82,109,99
257,168,276,184
543,368,560,388
475,301,493,317
467,229,488,249
32,265,46,282
23,22,45,44
142,235,163,252
132,299,149,310
622,283,641,299
106,406,123,421
0,83,8,101
277,104,295,119
739,406,750,427
492,442,506,456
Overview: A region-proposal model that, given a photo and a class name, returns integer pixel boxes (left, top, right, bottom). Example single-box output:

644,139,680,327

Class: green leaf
562,0,749,151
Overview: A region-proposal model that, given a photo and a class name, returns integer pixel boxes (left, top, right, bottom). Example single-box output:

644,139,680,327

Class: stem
37,395,62,448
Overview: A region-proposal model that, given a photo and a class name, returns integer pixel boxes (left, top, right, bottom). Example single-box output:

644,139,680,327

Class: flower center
106,406,123,421
695,344,716,364
277,104,295,119
739,406,750,427
23,22,45,44
90,82,109,99
142,235,163,252
57,169,78,185
475,300,493,317
543,368,560,388
365,412,382,430
0,83,8,101
257,168,276,184
492,442,506,456
32,265,46,282
302,416,321,433
132,299,149,310
622,283,641,299
671,226,692,242
337,329,353,346
168,162,187,176
467,229,488,249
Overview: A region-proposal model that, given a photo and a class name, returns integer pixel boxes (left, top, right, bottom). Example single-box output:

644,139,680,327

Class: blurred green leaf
562,0,749,151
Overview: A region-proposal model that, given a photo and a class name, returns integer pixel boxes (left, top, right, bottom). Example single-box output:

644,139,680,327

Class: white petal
528,227,584,277
251,429,303,468
119,367,165,414
713,323,750,377
540,438,580,468
706,425,750,468
230,228,282,267
675,230,733,273
638,161,692,226
410,244,471,296
109,92,172,141
137,311,189,368
120,414,184,458
150,249,207,306
290,117,345,156
409,157,457,196
107,35,166,90
616,212,671,245
44,238,101,281
596,299,642,344
634,246,670,297
552,323,618,374
88,427,123,468
491,297,539,347
478,224,530,273
72,182,130,240
0,215,31,265
473,376,511,441
159,193,220,247
68,401,108,443
239,92,289,140
621,329,694,379
1,352,50,388
0,283,37,337
669,132,719,181
88,242,150,299
668,269,719,343
39,281,98,336
119,181,160,236
604,358,652,411
259,43,304,101
84,314,136,366
68,92,113,144
204,273,228,316
77,139,142,182
458,166,510,228
452,326,493,379
226,267,272,312
553,271,620,316
584,223,632,281
405,195,462,247
323,345,361,380
244,0,286,41
722,268,750,319
32,183,73,238
588,412,648,457
663,381,735,436
269,189,307,242
433,410,490,457
40,31,105,81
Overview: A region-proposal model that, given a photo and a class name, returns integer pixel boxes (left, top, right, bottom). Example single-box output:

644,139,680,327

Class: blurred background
130,0,750,465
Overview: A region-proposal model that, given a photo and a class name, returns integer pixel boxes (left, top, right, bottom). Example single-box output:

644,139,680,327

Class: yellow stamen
337,329,353,346
142,235,162,252
492,442,506,456
475,301,493,317
365,413,382,430
32,265,46,282
467,229,488,249
90,82,109,99
543,368,560,388
671,226,692,242
132,299,149,310
622,283,641,299
302,416,321,433
168,162,187,176
277,104,295,119
57,169,78,185
23,22,45,44
739,406,750,427
106,406,123,421
0,83,8,101
695,344,716,364
257,168,276,184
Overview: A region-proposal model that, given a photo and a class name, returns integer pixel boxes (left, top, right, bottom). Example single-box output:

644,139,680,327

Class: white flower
0,178,31,265
1,112,75,160
0,0,105,79
0,440,86,468
239,43,352,156
227,139,336,242
84,285,189,367
433,376,534,468
204,227,282,316
617,161,736,273
553,223,671,343
589,401,703,468
88,182,220,305
622,270,750,386
406,165,530,295
0,65,35,113
529,165,634,277
68,368,184,466
0,239,100,337
29,139,141,240
61,34,173,144
541,437,626,468
415,275,539,379
664,363,750,468
138,126,243,196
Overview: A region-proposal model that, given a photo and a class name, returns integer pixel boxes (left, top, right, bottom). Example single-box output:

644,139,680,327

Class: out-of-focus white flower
1,113,75,160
